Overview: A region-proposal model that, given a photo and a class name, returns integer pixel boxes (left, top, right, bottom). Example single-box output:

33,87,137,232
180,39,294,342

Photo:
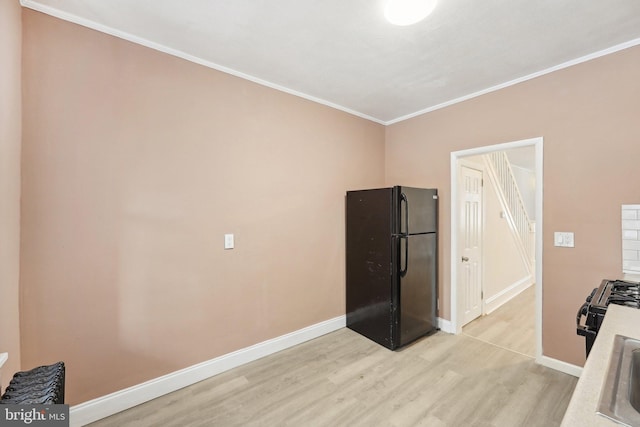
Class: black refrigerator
346,186,438,350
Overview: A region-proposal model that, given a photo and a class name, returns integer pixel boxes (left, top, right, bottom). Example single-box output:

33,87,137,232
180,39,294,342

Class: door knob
461,256,469,262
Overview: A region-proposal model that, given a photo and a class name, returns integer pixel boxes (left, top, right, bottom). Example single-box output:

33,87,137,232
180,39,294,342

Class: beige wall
385,45,640,366
20,10,385,404
0,0,23,386
17,3,640,404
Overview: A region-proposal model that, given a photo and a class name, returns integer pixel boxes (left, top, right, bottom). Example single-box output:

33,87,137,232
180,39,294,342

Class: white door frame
450,137,543,363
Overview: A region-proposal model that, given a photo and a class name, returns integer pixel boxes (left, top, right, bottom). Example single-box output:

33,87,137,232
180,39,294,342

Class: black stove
576,279,640,357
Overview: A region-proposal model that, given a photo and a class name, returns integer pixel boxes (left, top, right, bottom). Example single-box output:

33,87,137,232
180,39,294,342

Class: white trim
538,356,582,378
437,317,455,334
534,142,544,363
69,316,346,427
484,277,534,315
18,0,384,126
451,138,543,357
0,353,7,369
386,38,640,125
19,1,640,126
450,153,461,333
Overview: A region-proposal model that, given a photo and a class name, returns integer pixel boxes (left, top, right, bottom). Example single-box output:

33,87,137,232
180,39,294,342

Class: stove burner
609,280,640,290
607,280,640,307
615,289,640,296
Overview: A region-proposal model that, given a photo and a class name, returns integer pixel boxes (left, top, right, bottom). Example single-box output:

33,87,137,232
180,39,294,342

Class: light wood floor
89,293,576,427
463,284,536,357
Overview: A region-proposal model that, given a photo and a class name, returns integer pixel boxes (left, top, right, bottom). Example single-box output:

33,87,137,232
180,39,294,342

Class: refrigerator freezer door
397,232,437,347
396,187,438,235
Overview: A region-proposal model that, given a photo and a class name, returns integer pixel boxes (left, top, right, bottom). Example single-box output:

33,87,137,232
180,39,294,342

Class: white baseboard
484,275,533,315
437,317,455,334
538,355,583,378
70,315,346,427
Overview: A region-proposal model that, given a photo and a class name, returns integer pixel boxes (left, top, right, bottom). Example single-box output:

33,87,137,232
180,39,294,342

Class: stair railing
484,152,535,272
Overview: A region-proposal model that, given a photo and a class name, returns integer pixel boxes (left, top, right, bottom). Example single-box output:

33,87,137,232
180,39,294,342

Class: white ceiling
21,0,640,124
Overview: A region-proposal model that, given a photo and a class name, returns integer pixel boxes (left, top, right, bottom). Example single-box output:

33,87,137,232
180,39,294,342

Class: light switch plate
224,234,234,249
554,232,574,248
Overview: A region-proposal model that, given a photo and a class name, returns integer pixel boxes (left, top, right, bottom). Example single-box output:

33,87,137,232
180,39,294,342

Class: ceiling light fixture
384,0,438,26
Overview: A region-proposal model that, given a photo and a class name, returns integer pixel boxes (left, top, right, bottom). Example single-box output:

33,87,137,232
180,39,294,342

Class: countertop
561,304,640,426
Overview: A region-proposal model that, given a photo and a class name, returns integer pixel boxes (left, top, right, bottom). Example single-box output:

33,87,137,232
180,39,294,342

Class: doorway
450,137,543,362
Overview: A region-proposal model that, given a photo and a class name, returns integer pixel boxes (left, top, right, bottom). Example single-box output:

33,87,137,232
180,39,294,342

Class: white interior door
459,164,483,326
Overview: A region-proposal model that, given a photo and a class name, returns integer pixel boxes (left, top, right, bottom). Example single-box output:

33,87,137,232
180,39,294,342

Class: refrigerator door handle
401,192,409,235
400,236,408,277
400,192,409,277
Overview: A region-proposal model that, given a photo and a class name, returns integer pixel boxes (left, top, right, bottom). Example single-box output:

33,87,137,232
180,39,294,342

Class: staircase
484,152,535,274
